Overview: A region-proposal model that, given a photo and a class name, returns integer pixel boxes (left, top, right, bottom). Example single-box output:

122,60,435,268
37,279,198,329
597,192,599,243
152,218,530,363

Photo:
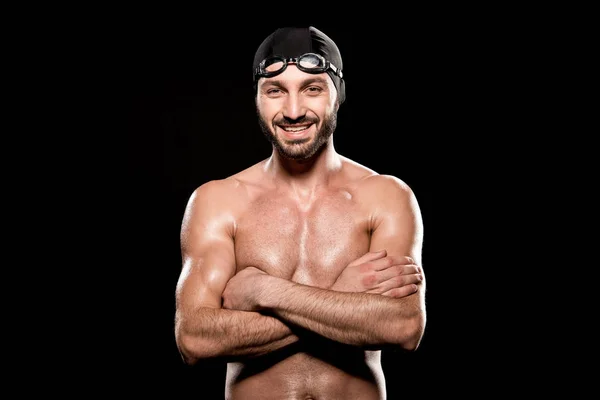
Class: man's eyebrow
263,77,329,87
262,79,284,87
300,77,329,86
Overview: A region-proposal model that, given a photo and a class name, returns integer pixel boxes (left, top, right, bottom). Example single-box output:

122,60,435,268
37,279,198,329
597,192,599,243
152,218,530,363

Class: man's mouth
279,124,312,133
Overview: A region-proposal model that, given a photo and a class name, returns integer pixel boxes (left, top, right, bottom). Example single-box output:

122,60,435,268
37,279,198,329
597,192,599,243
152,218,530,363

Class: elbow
175,325,220,365
404,315,426,352
391,313,426,352
176,331,201,366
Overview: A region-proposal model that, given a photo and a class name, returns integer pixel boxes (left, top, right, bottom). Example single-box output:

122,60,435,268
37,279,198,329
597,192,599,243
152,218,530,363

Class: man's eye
265,89,283,96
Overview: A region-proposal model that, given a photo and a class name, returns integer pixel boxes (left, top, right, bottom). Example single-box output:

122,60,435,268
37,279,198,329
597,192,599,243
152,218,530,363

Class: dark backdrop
122,22,507,398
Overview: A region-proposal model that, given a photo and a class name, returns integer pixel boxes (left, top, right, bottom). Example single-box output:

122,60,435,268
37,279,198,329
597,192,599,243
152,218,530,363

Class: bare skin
175,64,426,399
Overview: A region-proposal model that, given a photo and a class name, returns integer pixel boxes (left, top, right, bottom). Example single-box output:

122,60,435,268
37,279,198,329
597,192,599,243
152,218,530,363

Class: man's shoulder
360,173,412,193
339,156,413,199
182,179,234,220
187,162,267,212
344,171,415,218
342,157,408,186
191,176,240,198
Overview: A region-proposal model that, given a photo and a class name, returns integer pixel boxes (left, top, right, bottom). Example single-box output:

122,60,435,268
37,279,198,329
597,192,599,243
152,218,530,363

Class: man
175,26,426,399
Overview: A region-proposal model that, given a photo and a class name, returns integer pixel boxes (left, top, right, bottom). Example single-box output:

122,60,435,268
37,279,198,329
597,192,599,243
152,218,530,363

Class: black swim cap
253,26,346,104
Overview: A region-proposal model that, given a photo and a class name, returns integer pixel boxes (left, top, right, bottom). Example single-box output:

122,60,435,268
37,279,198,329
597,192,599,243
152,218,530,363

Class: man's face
256,64,338,160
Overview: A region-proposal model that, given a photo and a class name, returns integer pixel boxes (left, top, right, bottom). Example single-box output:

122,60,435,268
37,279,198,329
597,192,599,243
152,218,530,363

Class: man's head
252,26,345,160
253,27,345,105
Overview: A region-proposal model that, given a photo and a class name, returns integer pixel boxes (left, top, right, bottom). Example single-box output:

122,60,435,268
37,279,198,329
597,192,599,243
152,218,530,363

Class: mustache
274,116,318,126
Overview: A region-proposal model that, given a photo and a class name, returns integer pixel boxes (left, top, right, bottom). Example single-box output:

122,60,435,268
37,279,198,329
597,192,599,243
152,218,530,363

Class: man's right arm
174,179,298,365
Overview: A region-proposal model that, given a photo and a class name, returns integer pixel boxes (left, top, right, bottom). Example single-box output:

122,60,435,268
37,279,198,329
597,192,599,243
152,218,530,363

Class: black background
119,20,517,398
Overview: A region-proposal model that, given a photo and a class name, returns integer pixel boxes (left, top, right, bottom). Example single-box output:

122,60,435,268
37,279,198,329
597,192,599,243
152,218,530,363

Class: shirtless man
175,27,426,400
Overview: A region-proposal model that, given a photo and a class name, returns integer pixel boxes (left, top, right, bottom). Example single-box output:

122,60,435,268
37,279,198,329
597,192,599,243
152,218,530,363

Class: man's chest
233,192,371,287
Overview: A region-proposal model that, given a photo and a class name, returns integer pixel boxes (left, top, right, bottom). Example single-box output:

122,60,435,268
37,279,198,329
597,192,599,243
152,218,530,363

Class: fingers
370,255,415,271
375,265,421,282
371,271,423,294
348,249,387,267
380,284,419,298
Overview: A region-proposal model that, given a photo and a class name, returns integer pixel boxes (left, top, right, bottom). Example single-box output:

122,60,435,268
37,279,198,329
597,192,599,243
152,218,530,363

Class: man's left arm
222,175,426,351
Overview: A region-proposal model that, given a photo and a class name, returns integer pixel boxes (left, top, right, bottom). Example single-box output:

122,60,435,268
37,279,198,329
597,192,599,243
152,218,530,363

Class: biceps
370,219,423,264
176,241,236,310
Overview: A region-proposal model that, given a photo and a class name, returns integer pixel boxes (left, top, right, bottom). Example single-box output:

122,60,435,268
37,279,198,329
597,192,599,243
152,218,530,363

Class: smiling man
175,27,427,400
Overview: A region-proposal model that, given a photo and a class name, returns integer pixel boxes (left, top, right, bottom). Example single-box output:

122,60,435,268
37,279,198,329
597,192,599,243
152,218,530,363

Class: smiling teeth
282,126,309,132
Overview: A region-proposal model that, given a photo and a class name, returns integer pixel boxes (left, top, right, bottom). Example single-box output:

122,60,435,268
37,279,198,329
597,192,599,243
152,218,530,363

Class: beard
257,109,337,161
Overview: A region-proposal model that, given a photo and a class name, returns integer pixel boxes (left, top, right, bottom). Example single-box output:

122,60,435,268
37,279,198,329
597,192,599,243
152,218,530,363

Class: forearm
258,279,424,349
176,307,298,364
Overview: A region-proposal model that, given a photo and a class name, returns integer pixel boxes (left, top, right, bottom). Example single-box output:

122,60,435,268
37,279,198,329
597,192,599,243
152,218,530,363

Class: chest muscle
234,192,370,287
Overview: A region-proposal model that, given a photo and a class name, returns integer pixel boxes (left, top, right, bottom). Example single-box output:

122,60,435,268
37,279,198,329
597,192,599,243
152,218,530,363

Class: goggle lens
255,53,342,81
297,53,324,70
264,59,285,73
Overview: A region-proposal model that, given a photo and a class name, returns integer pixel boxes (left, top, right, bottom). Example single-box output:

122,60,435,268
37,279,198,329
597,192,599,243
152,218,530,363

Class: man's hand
330,250,422,298
222,266,272,312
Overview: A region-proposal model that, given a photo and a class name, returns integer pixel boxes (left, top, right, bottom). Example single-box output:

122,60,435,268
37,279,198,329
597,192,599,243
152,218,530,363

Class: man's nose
282,93,306,120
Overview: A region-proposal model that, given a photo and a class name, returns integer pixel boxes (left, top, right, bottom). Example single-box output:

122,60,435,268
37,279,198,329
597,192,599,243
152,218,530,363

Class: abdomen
225,345,386,400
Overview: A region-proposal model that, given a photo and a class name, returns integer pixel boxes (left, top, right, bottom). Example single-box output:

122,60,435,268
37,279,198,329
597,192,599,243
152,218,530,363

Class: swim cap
253,26,346,104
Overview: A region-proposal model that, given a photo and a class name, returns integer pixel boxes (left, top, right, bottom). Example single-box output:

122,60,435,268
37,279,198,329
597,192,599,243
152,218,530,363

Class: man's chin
278,146,311,160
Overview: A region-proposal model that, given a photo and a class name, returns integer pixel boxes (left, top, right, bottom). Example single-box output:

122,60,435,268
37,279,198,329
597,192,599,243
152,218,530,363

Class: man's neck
264,142,343,193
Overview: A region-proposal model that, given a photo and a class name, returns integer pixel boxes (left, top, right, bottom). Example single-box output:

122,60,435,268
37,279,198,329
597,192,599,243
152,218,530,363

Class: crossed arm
175,176,426,365
174,182,295,364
